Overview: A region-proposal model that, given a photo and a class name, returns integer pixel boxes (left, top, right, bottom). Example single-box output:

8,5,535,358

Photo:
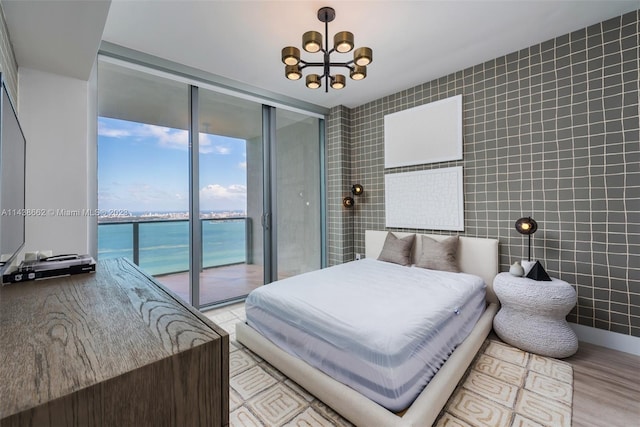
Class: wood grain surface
0,258,229,426
567,341,640,427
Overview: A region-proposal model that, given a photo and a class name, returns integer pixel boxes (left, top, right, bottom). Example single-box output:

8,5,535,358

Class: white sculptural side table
493,272,578,358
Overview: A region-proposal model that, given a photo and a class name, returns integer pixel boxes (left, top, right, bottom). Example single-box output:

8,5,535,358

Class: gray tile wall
327,10,639,337
326,105,354,266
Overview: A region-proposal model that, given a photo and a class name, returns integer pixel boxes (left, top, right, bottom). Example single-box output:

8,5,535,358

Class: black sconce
343,184,363,208
343,196,354,208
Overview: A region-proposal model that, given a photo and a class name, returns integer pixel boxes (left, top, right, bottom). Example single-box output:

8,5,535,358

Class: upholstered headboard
365,230,500,304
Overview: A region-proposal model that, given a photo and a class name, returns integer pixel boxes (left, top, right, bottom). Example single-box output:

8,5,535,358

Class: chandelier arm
328,62,355,68
299,62,326,69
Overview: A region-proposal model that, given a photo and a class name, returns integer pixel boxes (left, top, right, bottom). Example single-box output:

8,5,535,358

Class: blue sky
98,117,247,213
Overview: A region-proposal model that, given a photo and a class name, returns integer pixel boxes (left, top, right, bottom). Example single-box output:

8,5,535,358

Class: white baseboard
570,323,640,356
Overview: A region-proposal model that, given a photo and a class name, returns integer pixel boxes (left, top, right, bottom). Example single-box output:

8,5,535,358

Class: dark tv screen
0,77,26,274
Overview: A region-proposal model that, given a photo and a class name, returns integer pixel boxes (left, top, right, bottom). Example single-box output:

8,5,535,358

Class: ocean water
98,219,247,275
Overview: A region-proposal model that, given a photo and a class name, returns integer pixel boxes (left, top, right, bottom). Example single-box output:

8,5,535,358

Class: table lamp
515,216,551,281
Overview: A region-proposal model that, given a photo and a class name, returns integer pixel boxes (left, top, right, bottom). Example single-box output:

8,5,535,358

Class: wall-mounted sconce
343,184,363,208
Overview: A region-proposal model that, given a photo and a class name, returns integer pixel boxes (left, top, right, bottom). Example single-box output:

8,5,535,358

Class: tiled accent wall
326,105,354,266
0,4,18,104
328,10,639,337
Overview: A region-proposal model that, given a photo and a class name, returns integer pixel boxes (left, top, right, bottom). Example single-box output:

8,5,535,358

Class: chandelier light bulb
281,46,300,66
306,74,321,89
350,65,366,80
331,74,346,89
285,65,302,80
354,47,372,66
334,31,354,53
303,31,323,53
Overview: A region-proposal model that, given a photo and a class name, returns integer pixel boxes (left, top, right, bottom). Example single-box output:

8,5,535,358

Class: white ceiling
2,0,639,109
2,0,110,81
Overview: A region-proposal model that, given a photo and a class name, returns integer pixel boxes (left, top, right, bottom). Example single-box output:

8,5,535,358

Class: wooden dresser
0,258,229,426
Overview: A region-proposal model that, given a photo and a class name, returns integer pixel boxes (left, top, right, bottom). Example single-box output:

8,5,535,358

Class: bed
236,230,499,426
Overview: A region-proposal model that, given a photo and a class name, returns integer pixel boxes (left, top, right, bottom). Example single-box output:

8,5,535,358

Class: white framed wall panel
384,94,462,168
385,166,464,231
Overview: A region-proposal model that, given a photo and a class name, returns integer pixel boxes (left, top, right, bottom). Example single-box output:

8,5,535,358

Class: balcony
98,217,262,306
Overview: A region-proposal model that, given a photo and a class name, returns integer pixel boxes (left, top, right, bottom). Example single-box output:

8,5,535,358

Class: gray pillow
377,233,415,266
415,235,460,272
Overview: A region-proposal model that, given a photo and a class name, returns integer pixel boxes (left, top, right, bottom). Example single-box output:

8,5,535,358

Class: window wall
96,57,324,309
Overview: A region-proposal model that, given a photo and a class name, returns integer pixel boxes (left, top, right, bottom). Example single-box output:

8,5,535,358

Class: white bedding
245,258,487,411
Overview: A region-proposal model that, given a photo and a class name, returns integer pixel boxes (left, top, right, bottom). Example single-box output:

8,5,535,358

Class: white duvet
245,258,486,411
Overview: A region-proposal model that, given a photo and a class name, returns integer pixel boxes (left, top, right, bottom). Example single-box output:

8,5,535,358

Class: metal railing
97,217,252,275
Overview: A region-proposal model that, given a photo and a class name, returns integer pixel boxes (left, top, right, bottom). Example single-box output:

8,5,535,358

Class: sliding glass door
97,60,192,302
274,109,322,279
197,88,264,306
97,57,324,309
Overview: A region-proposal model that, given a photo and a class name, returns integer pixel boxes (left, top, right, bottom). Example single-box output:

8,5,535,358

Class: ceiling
2,0,639,110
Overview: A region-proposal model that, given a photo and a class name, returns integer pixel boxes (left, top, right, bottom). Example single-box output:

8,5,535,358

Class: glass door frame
188,85,202,307
262,105,276,284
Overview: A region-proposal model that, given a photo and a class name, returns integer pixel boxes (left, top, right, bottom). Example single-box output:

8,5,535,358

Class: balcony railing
97,217,251,276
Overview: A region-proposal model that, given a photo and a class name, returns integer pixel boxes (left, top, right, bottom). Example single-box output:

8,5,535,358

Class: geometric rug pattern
208,306,573,427
436,340,573,427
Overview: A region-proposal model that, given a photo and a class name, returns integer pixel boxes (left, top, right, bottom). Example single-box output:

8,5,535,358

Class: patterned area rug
219,309,573,427
436,340,573,427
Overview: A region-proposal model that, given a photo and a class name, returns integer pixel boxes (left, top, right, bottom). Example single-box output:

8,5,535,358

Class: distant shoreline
98,211,247,224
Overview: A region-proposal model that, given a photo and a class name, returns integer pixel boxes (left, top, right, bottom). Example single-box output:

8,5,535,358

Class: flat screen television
0,74,26,276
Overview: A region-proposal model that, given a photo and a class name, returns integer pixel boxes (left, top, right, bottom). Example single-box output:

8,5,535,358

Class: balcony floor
156,263,263,306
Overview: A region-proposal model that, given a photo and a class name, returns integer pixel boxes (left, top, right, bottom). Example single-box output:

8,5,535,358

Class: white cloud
98,122,131,138
199,133,214,154
199,183,247,211
140,124,189,150
200,184,246,200
213,146,231,154
100,121,218,154
141,127,228,155
238,161,247,169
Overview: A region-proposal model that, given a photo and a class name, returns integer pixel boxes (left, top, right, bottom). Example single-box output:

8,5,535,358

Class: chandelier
281,6,373,91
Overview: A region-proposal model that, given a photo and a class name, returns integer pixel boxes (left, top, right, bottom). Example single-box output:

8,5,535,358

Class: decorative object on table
521,260,536,275
281,6,372,92
509,261,524,277
526,260,552,281
492,272,578,358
